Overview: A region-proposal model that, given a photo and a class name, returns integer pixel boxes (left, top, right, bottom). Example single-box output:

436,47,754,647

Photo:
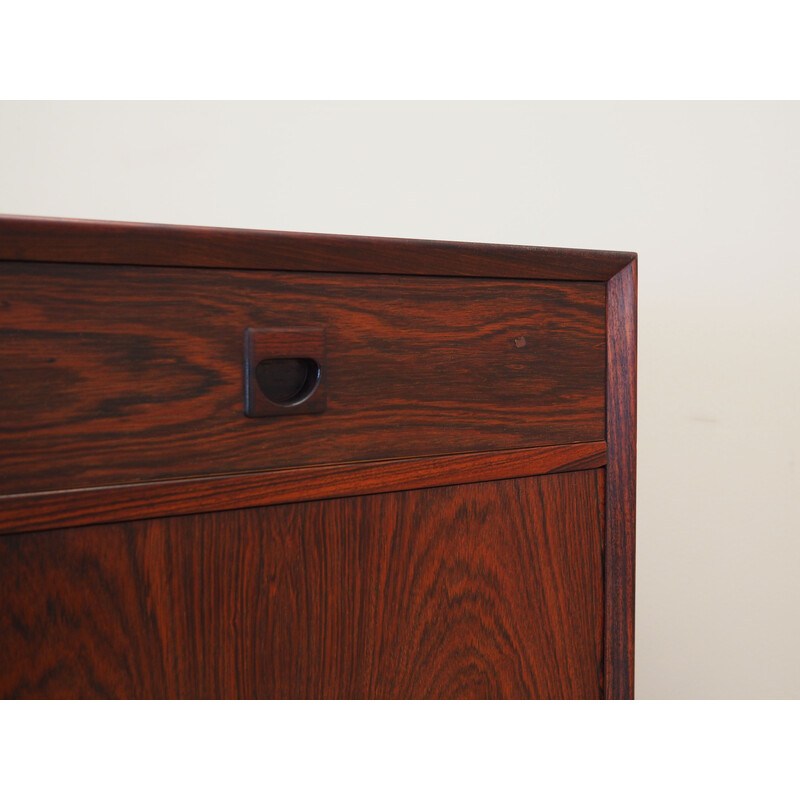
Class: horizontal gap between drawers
0,441,606,535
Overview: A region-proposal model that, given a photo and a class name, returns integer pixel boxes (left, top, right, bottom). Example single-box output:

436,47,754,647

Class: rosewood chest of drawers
0,216,636,699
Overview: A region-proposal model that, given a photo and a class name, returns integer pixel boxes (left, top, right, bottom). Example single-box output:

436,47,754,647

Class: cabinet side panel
604,261,637,699
0,471,604,699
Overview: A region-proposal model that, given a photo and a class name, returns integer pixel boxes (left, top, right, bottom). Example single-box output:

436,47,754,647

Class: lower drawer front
0,470,604,699
0,263,605,494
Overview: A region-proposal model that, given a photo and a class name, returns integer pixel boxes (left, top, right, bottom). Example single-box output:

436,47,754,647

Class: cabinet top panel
0,215,636,282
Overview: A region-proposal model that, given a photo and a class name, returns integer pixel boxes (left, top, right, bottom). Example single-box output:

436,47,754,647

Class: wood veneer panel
0,470,605,699
604,260,637,699
0,441,606,535
0,215,636,281
0,263,605,494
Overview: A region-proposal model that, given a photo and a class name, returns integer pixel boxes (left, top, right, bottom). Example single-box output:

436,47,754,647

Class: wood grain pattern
0,263,606,494
0,470,605,699
0,441,606,535
0,214,636,282
0,216,637,701
604,259,637,699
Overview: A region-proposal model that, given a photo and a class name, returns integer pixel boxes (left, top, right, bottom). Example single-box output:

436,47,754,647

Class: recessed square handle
244,328,326,417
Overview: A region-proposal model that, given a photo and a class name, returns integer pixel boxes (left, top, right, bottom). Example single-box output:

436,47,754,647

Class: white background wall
1,101,798,699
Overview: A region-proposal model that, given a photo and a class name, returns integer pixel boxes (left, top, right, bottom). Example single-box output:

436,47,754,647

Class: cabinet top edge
0,215,636,282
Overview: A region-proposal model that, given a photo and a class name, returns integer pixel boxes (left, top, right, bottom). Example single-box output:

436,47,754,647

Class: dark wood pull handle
244,328,326,417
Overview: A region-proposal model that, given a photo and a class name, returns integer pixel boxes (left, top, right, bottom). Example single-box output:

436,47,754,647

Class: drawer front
0,263,606,494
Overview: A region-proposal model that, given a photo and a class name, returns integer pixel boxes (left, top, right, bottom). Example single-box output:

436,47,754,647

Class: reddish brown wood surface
0,441,605,535
0,215,635,282
604,259,637,699
0,470,605,699
0,263,606,494
0,216,637,701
